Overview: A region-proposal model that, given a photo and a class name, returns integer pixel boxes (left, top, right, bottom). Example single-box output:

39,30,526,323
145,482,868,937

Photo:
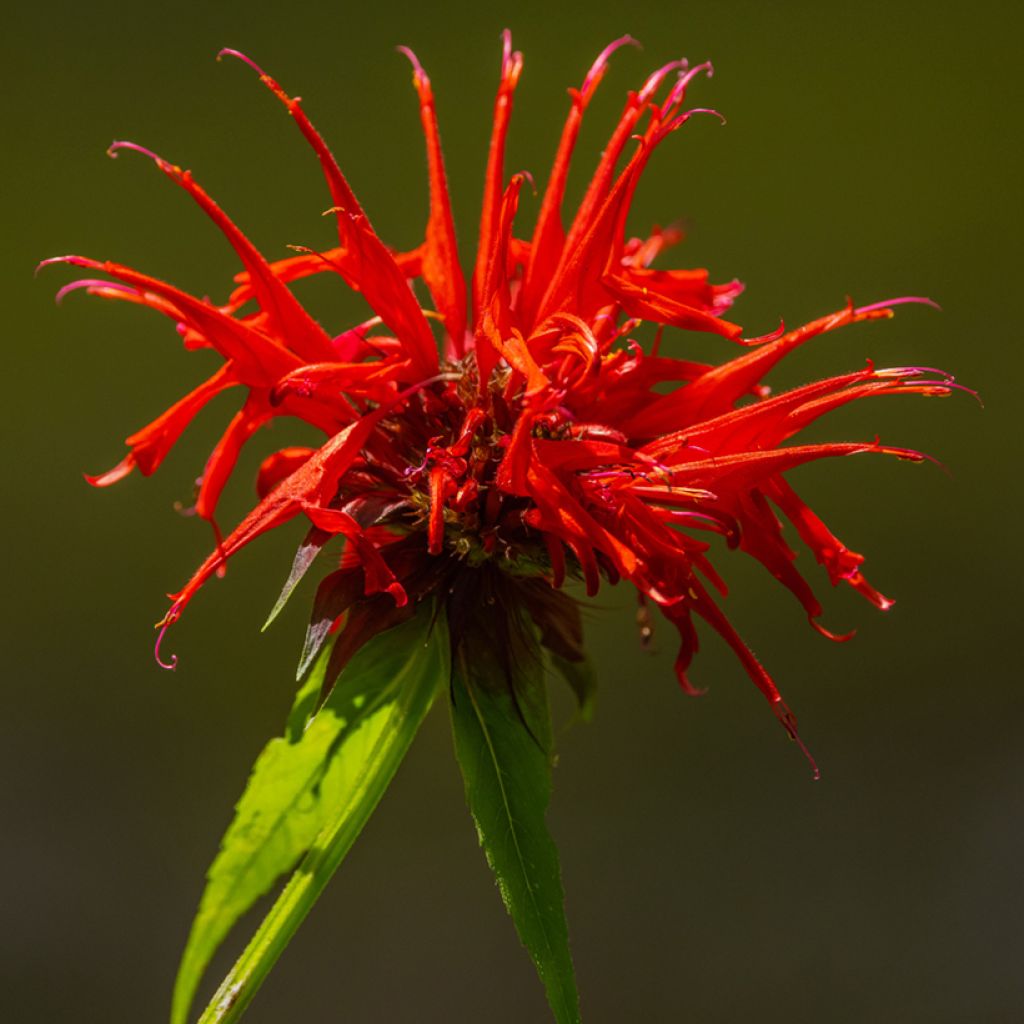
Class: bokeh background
4,1,1021,1021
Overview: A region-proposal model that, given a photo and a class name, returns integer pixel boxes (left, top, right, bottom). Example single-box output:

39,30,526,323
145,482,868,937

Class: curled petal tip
662,61,715,113
686,106,727,126
154,617,179,671
638,59,688,103
84,453,135,487
36,255,66,275
682,59,714,85
35,254,87,276
153,603,183,671
107,139,164,164
514,169,537,195
581,34,642,95
396,45,427,81
217,48,268,78
54,278,131,305
810,618,856,643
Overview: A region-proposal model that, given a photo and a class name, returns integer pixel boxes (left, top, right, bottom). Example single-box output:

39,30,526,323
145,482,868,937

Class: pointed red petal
109,141,334,363
472,30,523,318
400,49,468,357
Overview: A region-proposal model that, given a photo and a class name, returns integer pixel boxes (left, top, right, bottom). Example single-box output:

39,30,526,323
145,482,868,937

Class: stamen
853,295,941,316
661,61,714,115
874,366,979,403
876,364,954,381
809,618,856,643
676,106,727,127
773,700,820,780
216,48,269,78
154,605,181,671
581,35,641,97
792,732,821,781
55,279,137,304
395,45,426,81
284,243,347,276
35,254,90,276
638,59,689,104
107,139,164,164
875,441,949,474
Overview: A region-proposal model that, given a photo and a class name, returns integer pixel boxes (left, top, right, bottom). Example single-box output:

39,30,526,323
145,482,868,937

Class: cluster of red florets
44,33,957,770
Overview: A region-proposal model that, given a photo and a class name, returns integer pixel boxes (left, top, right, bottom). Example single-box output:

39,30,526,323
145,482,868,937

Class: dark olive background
4,1,1021,1022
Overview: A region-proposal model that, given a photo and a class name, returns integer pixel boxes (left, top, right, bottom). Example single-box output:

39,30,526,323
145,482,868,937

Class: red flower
45,33,959,774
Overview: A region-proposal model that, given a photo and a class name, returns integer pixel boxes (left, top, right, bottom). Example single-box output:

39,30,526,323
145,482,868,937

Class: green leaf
548,652,597,723
261,526,330,632
296,567,362,681
173,601,449,1024
450,633,581,1024
283,637,332,742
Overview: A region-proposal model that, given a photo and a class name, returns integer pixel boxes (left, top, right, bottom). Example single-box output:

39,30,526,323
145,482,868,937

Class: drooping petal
299,505,408,606
108,141,335,363
195,392,274,524
166,412,384,620
88,364,238,486
44,255,299,385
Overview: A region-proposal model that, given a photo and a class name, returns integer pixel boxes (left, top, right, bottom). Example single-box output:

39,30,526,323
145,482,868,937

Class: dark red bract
46,33,958,773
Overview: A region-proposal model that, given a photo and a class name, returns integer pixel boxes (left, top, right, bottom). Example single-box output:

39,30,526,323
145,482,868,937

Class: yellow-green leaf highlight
173,603,448,1024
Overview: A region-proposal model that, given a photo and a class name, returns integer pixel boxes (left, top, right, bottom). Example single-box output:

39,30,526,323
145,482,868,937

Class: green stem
195,799,367,1024
192,608,448,1024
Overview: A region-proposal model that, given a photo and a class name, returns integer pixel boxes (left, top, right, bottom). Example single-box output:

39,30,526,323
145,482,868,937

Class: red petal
256,447,316,499
400,51,468,356
472,30,523,319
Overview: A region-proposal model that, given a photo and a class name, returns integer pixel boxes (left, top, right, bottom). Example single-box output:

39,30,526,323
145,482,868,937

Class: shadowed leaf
549,651,597,722
450,628,580,1024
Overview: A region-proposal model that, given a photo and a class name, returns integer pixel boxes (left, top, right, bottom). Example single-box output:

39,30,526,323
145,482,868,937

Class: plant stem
195,807,358,1024
194,662,446,1020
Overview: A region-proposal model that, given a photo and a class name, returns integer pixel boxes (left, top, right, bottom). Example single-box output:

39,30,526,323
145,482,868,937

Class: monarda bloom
46,33,957,1024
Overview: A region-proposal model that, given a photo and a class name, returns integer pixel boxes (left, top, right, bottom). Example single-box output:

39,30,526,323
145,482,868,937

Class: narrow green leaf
549,652,597,722
283,637,332,742
296,568,362,681
173,602,448,1024
261,527,330,632
450,636,581,1024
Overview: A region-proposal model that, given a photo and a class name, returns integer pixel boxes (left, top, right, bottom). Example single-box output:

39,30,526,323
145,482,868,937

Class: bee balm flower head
44,32,959,776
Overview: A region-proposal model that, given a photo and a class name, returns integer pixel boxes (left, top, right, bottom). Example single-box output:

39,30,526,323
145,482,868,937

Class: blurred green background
4,1,1021,1021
